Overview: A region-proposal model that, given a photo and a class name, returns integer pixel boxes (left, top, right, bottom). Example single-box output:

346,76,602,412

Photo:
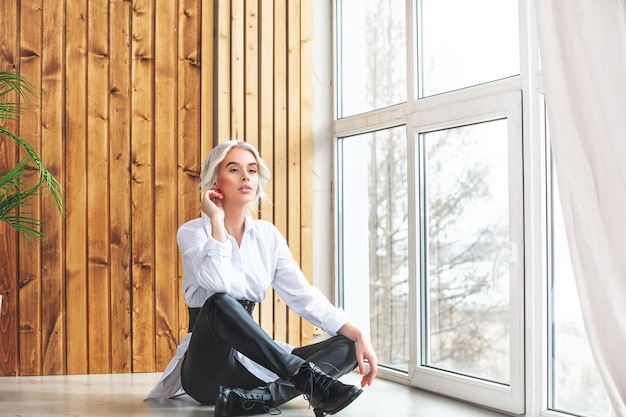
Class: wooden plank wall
0,0,313,376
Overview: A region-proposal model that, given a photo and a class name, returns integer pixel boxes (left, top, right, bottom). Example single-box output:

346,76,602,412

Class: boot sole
316,386,363,415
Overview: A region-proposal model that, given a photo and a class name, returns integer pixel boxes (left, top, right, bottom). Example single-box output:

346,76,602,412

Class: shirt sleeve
268,226,350,336
177,217,236,296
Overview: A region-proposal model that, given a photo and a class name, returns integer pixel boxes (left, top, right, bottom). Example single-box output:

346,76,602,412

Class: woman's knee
204,292,230,304
195,293,235,329
202,292,235,312
332,335,357,356
328,335,358,373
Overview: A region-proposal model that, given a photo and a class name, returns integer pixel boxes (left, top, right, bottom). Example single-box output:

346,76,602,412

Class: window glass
422,120,510,384
339,127,409,371
549,160,616,416
419,0,519,97
337,0,407,118
334,4,615,416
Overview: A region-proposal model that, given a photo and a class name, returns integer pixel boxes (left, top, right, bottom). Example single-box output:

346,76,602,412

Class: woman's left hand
356,335,378,387
338,323,378,388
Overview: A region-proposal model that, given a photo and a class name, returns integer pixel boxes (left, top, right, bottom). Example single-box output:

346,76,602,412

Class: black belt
237,299,256,313
187,299,256,332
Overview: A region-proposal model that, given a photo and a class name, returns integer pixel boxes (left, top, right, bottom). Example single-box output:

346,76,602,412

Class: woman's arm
338,322,378,388
266,221,378,386
199,189,226,243
177,219,235,295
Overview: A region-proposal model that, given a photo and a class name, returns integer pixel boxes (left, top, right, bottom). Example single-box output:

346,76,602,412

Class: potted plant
0,71,63,240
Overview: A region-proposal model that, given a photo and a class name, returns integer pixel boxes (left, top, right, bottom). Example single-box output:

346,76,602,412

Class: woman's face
215,147,259,206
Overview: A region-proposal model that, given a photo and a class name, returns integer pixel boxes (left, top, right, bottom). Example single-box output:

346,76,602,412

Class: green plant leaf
0,71,35,99
0,71,63,241
0,174,43,241
0,157,33,197
0,126,63,214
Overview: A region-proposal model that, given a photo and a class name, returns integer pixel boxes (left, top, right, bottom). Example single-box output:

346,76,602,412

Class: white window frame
407,85,525,414
324,0,587,415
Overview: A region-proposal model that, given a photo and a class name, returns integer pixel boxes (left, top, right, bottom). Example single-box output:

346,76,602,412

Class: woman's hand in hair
200,188,224,218
200,189,228,243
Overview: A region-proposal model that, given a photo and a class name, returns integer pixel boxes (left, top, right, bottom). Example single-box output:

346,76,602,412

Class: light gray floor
0,371,507,417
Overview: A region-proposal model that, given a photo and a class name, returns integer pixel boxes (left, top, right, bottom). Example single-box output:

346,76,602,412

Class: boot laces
239,392,281,415
303,363,338,402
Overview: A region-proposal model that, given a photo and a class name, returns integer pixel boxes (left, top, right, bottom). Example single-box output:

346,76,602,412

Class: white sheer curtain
535,1,626,415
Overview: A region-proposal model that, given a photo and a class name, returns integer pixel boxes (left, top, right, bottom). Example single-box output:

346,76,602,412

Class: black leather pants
267,333,359,407
180,293,357,406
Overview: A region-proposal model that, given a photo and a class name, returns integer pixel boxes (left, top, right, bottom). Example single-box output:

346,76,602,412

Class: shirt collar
203,212,260,240
243,212,260,240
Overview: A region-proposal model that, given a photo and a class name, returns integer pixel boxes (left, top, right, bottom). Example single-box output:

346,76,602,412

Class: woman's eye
229,168,239,173
248,169,257,174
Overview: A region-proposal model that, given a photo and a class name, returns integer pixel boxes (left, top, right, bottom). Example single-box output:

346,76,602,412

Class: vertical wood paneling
231,0,244,139
0,0,314,375
272,0,289,343
130,0,156,372
18,0,43,376
65,0,89,375
0,0,19,377
286,0,303,346
244,0,260,324
177,0,202,263
258,0,275,336
299,0,314,346
154,0,179,373
244,0,258,151
200,0,214,158
109,0,132,374
258,0,274,221
180,0,209,343
86,0,111,374
216,0,231,142
40,1,66,375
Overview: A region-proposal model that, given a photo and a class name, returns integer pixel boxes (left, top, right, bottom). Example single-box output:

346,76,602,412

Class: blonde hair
199,140,271,204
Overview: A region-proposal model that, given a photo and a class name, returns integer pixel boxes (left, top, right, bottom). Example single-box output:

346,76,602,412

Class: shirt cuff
322,307,351,336
204,235,232,257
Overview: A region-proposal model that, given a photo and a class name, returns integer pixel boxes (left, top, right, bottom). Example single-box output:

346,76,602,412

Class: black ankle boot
214,386,279,417
289,362,362,416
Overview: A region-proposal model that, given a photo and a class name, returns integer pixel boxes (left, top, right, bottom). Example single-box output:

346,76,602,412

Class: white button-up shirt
145,213,350,400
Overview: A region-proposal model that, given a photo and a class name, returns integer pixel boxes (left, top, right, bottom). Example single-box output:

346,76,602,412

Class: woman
145,140,377,417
